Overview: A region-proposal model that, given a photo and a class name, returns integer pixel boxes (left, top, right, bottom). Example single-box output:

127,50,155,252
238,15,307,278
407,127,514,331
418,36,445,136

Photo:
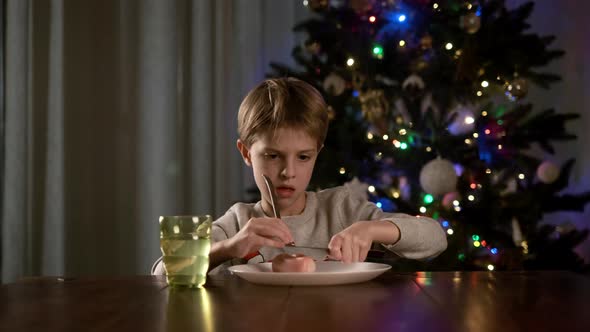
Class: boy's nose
280,160,296,179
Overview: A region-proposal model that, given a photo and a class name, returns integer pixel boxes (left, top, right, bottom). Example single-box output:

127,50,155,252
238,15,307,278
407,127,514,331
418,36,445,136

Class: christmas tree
269,0,590,271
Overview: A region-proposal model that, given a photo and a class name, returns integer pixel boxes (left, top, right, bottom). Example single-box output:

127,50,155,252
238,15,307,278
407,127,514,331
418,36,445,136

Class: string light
433,3,439,9
399,129,407,135
368,185,376,193
485,168,492,174
376,202,382,208
447,229,454,235
481,111,488,116
392,191,400,198
339,167,346,174
382,134,389,140
473,133,479,138
465,138,472,145
423,194,434,204
484,129,491,135
426,146,432,152
468,195,475,201
442,220,449,227
372,45,384,57
476,91,483,96
498,144,503,150
518,173,525,180
400,142,408,150
472,235,480,241
367,132,374,139
453,200,460,207
399,40,406,47
454,206,461,212
481,81,489,88
521,240,529,254
473,241,481,247
346,58,355,66
398,14,407,22
491,248,498,254
445,42,453,50
369,16,376,23
303,0,309,6
470,183,477,189
487,264,494,271
392,140,401,148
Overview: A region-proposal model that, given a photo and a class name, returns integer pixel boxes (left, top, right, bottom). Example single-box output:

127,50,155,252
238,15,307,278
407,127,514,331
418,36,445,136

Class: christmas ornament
419,157,458,196
326,105,336,120
460,12,481,34
420,93,440,118
536,161,560,184
306,0,329,12
323,73,346,96
402,74,425,91
349,0,374,14
360,89,390,134
305,40,321,55
447,104,476,135
442,191,460,209
505,77,528,100
420,34,433,50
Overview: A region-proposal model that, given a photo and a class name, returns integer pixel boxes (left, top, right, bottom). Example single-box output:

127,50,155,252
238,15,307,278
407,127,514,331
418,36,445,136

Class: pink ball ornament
536,161,560,184
442,191,460,208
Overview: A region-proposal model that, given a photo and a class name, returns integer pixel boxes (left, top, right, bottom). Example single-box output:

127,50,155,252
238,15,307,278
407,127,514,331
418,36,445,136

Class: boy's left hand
328,220,400,263
327,221,374,263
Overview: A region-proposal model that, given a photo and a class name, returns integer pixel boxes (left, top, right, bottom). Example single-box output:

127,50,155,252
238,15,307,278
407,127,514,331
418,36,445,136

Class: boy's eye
264,153,278,160
298,155,311,161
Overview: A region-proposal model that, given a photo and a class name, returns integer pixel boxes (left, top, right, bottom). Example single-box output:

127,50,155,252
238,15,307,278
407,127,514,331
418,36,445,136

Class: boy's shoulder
216,201,258,223
314,185,354,202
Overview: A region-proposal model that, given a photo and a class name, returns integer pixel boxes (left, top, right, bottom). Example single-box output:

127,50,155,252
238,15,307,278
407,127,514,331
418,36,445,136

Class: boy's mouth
276,186,295,198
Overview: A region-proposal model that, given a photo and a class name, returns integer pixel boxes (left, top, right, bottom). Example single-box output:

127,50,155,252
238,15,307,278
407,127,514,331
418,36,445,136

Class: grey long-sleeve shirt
152,186,447,275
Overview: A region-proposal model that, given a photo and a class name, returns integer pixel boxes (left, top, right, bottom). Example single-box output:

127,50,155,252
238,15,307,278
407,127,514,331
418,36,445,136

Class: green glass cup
159,215,212,288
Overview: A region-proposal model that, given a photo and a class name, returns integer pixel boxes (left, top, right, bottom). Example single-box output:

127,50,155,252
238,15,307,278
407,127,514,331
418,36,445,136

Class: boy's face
237,126,320,216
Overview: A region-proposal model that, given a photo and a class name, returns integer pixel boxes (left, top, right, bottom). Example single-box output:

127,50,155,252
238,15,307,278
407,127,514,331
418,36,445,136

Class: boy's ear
236,139,252,166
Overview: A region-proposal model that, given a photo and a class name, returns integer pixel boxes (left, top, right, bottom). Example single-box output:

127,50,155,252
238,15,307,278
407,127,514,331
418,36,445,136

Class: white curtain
1,0,305,283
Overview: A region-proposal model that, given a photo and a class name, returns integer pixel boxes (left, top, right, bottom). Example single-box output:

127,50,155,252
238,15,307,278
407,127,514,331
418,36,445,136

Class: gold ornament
349,0,374,14
420,34,433,50
460,13,481,34
307,0,329,12
305,40,321,55
505,77,528,100
326,105,336,121
360,89,390,134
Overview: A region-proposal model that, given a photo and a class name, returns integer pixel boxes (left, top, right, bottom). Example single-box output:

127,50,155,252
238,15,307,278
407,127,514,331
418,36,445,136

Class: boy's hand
328,220,400,263
327,221,373,263
226,217,294,259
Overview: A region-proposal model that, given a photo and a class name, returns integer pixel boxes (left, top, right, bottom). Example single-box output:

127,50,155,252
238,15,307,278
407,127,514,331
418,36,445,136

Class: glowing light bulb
487,264,494,271
368,185,376,193
382,134,389,140
398,14,406,22
339,167,346,174
445,43,453,50
346,58,355,66
433,3,439,9
518,173,525,180
399,40,406,47
476,91,483,96
468,195,475,201
447,229,454,235
369,16,376,23
481,81,489,88
419,206,427,213
367,132,374,139
399,129,407,135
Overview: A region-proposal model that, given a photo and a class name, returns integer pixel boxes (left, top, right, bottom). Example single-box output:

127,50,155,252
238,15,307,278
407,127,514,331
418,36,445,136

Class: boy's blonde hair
238,77,328,149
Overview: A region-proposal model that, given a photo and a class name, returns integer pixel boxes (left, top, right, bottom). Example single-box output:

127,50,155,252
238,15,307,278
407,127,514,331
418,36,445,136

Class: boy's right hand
226,217,294,259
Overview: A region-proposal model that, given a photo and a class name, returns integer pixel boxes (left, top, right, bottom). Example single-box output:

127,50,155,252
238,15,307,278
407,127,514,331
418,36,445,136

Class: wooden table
1,271,589,331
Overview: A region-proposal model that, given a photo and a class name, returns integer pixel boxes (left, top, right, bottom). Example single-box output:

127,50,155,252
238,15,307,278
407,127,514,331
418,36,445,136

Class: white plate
228,261,391,286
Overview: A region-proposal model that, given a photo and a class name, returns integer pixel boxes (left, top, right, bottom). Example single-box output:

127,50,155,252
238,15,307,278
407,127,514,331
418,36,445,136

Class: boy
153,77,446,275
